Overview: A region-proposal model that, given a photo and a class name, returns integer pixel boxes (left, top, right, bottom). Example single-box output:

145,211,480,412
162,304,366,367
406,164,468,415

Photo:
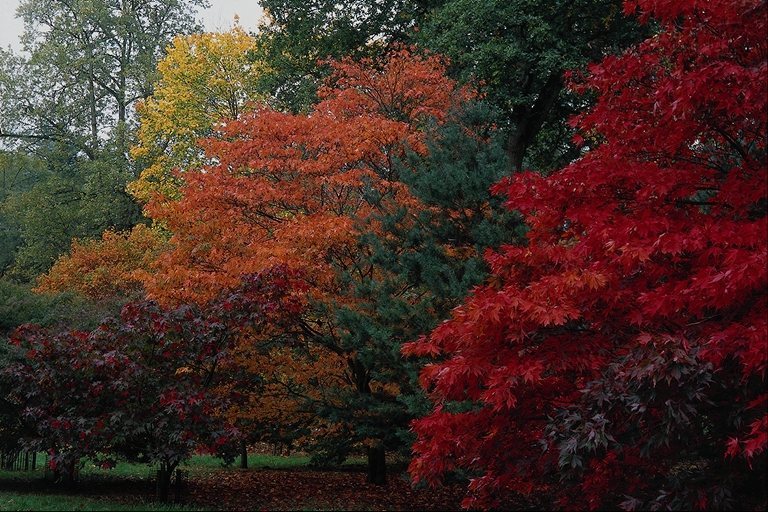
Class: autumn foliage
130,48,476,476
404,0,767,509
35,224,166,301
129,26,267,203
4,1,766,508
143,47,470,306
3,266,305,481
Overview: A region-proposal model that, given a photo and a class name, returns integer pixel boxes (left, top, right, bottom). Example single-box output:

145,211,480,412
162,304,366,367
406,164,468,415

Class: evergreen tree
315,103,526,482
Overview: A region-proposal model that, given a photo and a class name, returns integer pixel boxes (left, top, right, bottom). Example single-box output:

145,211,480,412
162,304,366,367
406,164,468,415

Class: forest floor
187,465,468,511
0,452,496,511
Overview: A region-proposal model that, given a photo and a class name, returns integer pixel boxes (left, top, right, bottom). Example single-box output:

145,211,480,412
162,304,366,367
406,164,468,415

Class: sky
0,0,266,51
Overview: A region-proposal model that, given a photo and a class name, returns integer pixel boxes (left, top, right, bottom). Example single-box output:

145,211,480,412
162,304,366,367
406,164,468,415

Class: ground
0,453,473,511
189,466,468,511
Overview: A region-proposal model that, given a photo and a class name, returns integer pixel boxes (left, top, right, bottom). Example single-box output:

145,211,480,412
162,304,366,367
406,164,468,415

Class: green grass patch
0,452,317,482
0,492,201,511
0,452,366,511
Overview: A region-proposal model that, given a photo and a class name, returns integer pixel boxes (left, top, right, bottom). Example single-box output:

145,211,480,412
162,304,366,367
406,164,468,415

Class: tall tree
1,0,208,160
0,1,207,282
405,0,767,509
255,0,642,171
141,48,470,481
419,0,644,171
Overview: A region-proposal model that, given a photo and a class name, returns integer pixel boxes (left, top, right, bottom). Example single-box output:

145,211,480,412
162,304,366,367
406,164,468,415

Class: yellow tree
129,25,268,203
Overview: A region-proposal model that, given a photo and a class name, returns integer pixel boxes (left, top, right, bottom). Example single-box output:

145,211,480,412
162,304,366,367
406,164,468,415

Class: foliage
404,0,767,509
129,26,268,203
0,147,142,282
1,0,207,158
0,151,47,275
141,48,473,473
418,0,644,171
36,224,167,302
255,0,642,171
143,47,469,305
255,0,434,111
2,266,305,480
318,103,525,464
0,1,206,284
0,280,109,338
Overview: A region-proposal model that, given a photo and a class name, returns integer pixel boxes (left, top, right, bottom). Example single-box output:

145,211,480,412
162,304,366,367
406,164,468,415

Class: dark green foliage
0,152,44,275
418,0,645,171
309,103,526,465
255,0,438,111
0,280,110,338
0,146,141,282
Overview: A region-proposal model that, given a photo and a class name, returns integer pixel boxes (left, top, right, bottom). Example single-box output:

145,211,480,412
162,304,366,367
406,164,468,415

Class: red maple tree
404,1,767,509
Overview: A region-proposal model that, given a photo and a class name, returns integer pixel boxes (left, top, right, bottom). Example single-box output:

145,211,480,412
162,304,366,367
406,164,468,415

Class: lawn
0,452,473,511
0,453,313,511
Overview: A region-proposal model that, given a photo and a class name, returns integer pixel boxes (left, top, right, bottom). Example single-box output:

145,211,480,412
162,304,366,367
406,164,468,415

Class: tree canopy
404,0,767,508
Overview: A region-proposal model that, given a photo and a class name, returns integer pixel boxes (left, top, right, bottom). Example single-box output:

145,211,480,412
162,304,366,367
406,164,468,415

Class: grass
0,492,201,511
0,452,362,511
0,452,315,481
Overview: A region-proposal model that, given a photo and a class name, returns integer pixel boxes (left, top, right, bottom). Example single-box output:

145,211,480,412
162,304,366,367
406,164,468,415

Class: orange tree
35,224,166,303
142,47,472,481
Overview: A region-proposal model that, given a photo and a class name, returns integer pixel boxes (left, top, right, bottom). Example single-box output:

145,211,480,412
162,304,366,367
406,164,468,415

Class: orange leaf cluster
143,47,471,307
36,224,167,301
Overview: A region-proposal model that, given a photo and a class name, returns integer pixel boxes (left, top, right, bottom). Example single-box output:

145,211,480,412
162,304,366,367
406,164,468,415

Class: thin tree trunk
240,440,248,469
156,461,178,502
366,445,386,485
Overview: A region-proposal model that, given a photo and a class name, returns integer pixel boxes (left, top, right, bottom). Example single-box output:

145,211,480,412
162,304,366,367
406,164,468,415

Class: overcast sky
0,0,266,51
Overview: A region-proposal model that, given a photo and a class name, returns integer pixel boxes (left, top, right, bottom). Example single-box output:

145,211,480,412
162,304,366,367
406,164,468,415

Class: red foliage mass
404,0,767,509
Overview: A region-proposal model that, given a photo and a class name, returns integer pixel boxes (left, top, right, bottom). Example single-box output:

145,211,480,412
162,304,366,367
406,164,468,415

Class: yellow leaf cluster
128,26,268,203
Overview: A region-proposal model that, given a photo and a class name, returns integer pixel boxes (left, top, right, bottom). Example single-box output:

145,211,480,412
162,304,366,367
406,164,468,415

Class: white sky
0,0,266,51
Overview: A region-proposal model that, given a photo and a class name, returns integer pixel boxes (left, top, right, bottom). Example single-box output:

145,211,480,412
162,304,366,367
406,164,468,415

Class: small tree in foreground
2,266,304,500
405,0,767,509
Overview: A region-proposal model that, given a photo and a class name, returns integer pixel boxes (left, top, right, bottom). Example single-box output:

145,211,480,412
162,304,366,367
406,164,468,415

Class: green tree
255,0,643,171
0,1,208,281
0,151,46,275
312,102,526,483
1,145,142,281
419,0,644,171
255,0,437,111
1,0,208,159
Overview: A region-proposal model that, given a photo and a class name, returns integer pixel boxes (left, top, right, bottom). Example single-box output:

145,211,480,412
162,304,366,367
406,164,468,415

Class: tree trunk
65,459,77,487
156,462,177,502
505,71,564,173
366,445,386,485
240,440,248,469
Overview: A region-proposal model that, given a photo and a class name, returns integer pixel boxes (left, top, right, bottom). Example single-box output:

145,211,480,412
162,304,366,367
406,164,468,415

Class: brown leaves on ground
187,467,467,511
